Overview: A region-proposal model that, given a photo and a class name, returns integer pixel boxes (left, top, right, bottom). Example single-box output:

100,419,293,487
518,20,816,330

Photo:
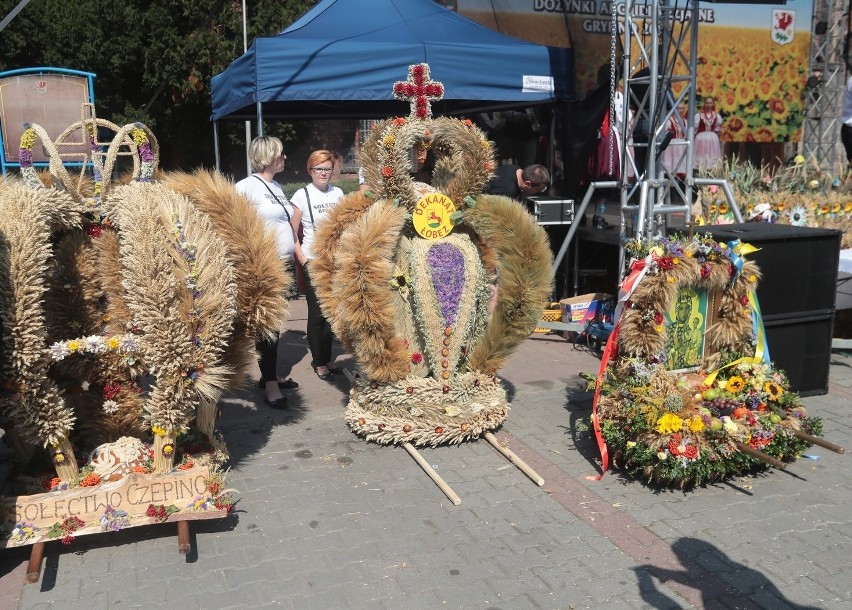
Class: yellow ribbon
733,241,759,256
703,240,767,386
703,290,770,387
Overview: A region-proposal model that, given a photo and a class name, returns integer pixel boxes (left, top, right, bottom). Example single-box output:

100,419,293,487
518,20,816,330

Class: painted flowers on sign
690,26,807,143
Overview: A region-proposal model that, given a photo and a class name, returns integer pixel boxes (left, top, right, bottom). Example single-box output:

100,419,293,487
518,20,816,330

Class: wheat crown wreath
2,109,286,483
310,64,553,447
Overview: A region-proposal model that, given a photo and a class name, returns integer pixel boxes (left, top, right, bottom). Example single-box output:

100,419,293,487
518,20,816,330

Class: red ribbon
586,258,646,481
586,322,620,480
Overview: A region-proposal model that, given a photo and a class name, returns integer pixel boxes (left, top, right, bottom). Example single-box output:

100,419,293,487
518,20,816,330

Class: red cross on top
393,64,444,119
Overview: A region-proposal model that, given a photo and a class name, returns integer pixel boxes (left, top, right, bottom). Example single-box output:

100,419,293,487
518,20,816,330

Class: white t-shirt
290,183,344,260
235,174,297,259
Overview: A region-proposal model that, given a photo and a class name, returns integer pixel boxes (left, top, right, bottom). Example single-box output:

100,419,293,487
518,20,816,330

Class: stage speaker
763,313,833,397
700,223,842,396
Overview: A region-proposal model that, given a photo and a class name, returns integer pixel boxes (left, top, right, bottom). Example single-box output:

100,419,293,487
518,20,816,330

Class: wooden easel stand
733,442,786,470
790,429,845,454
484,432,545,486
403,442,461,505
22,510,227,584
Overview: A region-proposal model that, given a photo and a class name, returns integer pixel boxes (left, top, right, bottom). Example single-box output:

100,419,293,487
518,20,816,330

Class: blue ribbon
727,240,744,289
749,290,771,364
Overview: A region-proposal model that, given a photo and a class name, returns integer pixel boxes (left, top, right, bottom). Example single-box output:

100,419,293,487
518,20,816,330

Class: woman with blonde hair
235,136,303,408
290,150,344,380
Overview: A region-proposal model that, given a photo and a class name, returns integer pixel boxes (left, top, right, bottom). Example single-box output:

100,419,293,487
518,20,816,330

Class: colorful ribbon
703,287,771,387
586,322,618,480
586,257,648,480
613,255,650,324
726,239,759,289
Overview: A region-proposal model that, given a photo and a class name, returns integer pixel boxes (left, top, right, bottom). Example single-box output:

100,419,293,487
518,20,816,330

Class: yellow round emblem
412,193,455,240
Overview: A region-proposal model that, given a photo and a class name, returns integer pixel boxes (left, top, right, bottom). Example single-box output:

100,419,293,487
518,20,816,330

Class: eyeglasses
311,166,333,174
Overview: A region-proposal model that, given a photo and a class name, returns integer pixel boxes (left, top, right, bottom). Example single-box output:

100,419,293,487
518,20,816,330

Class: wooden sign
1,467,217,548
0,72,93,164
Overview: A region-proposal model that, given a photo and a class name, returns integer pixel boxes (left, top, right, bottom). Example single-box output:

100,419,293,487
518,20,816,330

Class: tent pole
213,121,221,172
548,107,556,192
257,102,264,137
244,121,252,175
242,0,252,175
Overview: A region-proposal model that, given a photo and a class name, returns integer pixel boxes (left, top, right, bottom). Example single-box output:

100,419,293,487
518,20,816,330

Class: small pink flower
411,353,423,365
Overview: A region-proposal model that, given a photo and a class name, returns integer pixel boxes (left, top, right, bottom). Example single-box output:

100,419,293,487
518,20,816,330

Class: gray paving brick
118,582,168,605
286,587,354,610
5,306,852,609
60,591,110,610
611,590,689,609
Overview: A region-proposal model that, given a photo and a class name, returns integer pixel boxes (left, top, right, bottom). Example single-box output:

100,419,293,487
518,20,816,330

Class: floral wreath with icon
591,234,824,488
311,64,553,446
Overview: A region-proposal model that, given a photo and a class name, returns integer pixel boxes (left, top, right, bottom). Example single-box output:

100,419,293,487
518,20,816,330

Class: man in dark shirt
629,67,651,179
485,163,550,200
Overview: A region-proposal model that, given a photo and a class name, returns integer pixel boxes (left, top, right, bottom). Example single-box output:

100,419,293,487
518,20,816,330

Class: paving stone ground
1,297,850,609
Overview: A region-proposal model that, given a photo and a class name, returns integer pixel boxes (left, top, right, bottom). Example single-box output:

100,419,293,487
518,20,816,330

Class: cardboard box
559,293,612,324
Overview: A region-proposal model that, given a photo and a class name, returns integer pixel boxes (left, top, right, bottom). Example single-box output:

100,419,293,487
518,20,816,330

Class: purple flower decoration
427,242,465,327
139,142,154,163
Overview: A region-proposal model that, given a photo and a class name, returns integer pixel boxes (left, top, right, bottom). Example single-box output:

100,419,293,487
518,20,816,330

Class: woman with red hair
290,150,345,381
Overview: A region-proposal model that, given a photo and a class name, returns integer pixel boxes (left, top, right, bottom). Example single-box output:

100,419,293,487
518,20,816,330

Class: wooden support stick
177,521,191,554
734,441,786,470
26,542,45,583
402,442,461,506
484,432,545,486
790,429,845,454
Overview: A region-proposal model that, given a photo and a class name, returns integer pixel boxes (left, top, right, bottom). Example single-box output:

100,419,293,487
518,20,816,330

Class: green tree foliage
0,0,317,169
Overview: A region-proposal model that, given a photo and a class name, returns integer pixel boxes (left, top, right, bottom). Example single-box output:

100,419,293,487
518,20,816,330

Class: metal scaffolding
618,0,701,240
571,0,739,272
801,0,849,174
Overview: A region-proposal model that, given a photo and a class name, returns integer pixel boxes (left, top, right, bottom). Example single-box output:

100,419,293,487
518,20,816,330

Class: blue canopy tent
210,0,574,124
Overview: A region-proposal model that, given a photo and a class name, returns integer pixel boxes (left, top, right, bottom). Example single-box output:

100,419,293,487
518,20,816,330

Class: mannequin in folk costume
694,97,723,171
662,104,688,178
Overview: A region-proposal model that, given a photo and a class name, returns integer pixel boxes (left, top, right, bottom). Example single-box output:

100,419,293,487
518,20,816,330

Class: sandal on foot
312,366,334,381
258,378,300,390
265,396,289,410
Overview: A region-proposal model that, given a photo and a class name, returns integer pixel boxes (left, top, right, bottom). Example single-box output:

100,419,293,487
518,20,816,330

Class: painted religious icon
664,287,708,372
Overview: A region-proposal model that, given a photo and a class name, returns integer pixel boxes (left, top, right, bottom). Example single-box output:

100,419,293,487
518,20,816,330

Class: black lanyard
253,175,290,221
302,186,315,224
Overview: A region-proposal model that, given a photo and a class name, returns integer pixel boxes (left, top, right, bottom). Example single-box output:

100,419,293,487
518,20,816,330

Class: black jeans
842,124,852,166
256,332,279,382
632,116,650,179
303,264,333,368
257,258,295,381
